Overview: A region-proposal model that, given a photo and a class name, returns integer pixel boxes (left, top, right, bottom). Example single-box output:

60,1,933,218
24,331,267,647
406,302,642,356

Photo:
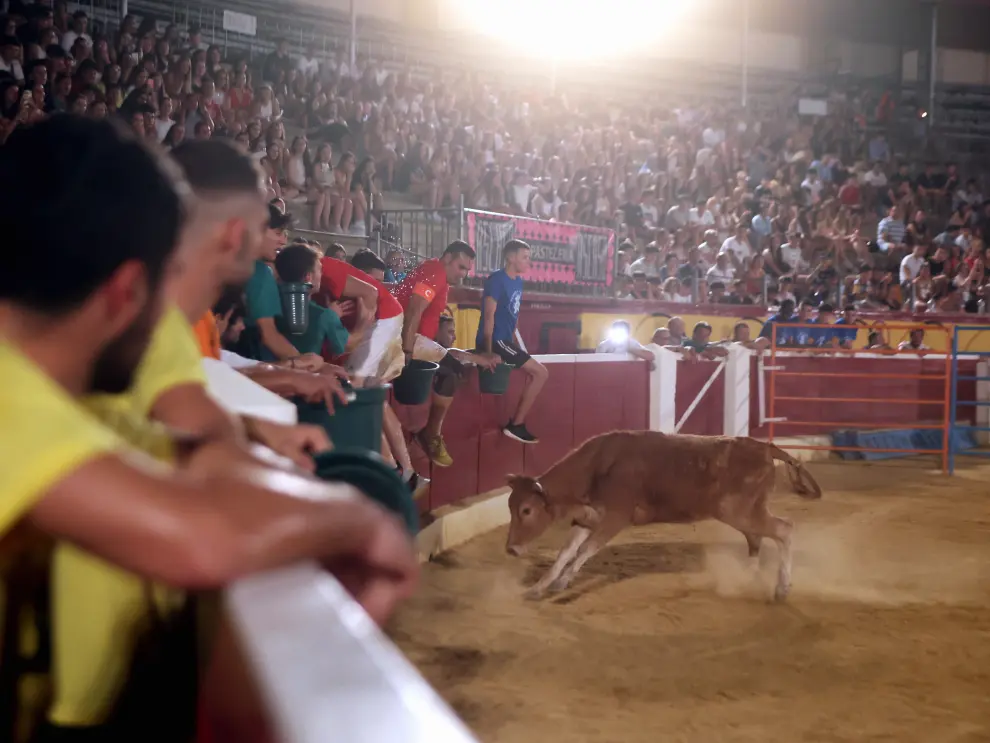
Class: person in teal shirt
273,243,351,357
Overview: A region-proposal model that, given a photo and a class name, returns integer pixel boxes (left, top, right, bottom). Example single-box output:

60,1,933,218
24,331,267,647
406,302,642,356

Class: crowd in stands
3,3,990,319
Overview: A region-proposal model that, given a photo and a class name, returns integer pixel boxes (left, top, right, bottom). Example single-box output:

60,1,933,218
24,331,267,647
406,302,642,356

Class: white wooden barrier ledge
203,358,480,743
227,564,480,743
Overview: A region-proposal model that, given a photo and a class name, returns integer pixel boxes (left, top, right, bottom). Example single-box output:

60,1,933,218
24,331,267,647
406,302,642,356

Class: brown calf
505,431,822,601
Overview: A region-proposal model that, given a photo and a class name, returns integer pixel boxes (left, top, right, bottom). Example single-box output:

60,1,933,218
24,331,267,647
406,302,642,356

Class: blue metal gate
948,325,990,473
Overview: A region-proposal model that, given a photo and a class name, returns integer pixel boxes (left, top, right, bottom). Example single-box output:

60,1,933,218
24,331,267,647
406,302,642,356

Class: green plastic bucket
392,360,439,405
312,450,418,535
478,363,512,395
279,281,313,334
295,384,388,453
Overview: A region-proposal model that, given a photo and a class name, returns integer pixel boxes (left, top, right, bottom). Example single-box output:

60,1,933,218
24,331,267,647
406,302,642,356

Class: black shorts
434,353,466,397
490,340,531,369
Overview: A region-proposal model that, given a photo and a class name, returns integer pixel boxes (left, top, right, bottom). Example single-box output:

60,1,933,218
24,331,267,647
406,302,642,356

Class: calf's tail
766,444,823,499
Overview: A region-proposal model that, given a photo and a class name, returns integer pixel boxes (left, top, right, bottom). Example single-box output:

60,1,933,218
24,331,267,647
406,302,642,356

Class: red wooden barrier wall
393,359,651,511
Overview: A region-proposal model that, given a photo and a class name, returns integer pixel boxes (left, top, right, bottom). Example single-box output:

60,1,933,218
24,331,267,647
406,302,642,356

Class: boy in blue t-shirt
810,303,837,348
759,298,796,347
477,239,547,444
832,304,859,349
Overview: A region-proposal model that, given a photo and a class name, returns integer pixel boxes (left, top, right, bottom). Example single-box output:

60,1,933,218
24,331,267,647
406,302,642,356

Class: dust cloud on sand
392,462,990,743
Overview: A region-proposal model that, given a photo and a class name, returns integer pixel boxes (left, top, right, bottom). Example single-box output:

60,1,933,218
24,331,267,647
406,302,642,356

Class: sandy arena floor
392,461,990,743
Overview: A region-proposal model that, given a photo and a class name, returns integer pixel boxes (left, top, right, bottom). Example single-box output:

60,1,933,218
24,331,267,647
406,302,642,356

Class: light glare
446,0,690,60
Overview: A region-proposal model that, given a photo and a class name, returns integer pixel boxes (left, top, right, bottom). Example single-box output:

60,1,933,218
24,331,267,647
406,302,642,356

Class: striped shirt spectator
876,206,907,253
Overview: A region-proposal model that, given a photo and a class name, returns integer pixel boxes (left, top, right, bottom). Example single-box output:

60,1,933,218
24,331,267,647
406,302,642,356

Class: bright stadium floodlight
608,323,630,345
444,0,689,60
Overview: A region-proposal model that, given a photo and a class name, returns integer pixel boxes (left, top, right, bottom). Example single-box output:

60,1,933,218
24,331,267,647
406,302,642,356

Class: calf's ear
506,474,526,489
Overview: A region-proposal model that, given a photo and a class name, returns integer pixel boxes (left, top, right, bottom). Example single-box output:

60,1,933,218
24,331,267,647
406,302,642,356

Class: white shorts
348,314,404,381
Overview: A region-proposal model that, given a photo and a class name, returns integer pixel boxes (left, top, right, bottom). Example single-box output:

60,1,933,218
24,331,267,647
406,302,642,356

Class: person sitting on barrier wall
478,239,547,444
392,239,483,467
347,248,429,494
431,315,500,398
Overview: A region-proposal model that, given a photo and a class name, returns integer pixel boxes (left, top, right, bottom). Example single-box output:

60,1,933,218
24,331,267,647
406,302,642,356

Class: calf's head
505,475,553,556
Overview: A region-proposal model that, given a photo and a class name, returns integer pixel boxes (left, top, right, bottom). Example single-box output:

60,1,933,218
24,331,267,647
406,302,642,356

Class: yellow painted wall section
579,312,990,353
449,302,990,353
449,306,481,350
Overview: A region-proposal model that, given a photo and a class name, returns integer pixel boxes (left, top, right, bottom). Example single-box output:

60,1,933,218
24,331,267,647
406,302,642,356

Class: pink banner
466,211,615,287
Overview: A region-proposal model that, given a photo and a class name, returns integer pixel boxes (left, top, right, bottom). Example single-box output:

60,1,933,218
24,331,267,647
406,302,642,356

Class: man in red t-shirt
391,240,497,467
315,251,405,381
313,246,426,495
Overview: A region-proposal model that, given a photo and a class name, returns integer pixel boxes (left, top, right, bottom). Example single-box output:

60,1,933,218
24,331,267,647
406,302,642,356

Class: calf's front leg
524,525,591,601
543,512,630,595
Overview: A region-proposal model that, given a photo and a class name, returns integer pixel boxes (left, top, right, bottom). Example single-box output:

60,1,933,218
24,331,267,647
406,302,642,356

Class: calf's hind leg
743,533,762,558
722,509,794,601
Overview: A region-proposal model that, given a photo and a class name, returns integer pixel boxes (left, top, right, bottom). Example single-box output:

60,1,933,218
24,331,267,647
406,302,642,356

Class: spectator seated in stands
384,248,407,283
627,242,661,278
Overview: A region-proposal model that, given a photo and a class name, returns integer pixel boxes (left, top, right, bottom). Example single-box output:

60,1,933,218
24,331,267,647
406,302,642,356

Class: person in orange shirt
193,310,222,359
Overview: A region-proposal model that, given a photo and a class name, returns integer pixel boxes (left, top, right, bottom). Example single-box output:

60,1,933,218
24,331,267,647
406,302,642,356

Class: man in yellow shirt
122,139,354,471
0,116,417,736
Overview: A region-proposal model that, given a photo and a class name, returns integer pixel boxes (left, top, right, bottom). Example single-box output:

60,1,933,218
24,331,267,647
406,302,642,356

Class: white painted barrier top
204,362,480,743
228,564,480,743
202,357,298,425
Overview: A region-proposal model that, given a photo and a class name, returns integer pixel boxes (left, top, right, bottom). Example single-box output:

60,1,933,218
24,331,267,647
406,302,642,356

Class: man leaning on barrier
0,118,418,741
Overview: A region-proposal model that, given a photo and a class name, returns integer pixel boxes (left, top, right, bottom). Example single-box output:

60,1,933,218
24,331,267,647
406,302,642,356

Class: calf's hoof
548,577,571,593
773,583,791,602
523,587,546,601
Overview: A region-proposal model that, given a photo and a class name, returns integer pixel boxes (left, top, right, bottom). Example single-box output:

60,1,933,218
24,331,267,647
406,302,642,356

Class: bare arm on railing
27,453,418,606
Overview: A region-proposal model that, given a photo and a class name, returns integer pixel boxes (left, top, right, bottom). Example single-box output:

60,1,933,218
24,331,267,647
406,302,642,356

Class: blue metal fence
948,325,990,473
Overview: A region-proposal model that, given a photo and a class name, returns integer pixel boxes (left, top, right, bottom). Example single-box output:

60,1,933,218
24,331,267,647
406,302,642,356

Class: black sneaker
405,471,431,500
503,422,539,444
